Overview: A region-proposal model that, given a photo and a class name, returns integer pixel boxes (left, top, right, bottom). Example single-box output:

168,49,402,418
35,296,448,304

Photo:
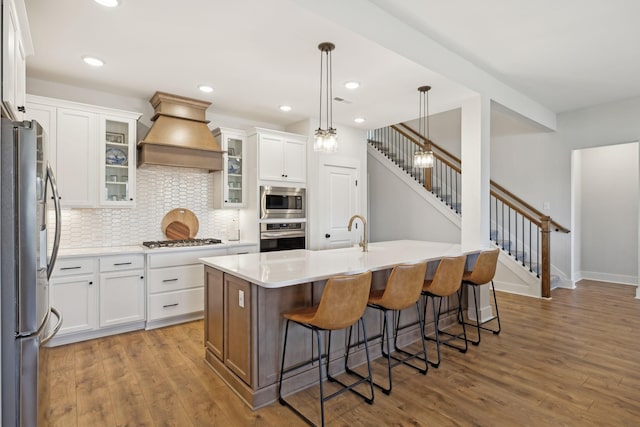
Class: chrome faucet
347,214,367,252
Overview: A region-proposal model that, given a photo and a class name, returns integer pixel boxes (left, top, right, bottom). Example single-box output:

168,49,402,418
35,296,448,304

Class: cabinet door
50,274,97,335
224,274,252,386
100,115,136,207
225,134,246,207
283,138,306,183
259,135,285,181
205,267,224,360
99,270,145,328
56,108,97,207
2,0,18,119
25,102,58,174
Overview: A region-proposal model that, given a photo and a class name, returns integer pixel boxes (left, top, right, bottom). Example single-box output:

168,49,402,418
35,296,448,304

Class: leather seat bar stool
422,255,468,368
278,271,374,427
348,261,428,395
459,248,501,345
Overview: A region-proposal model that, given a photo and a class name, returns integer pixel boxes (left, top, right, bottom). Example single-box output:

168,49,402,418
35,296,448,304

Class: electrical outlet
238,290,245,308
543,201,551,211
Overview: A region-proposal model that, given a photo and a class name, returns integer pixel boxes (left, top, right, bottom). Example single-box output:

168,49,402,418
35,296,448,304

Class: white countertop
57,240,258,258
199,240,478,288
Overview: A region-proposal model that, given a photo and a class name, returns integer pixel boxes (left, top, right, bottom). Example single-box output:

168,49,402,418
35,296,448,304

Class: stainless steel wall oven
260,222,306,252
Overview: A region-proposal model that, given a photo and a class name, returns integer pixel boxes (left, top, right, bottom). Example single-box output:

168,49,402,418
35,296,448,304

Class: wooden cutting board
161,208,199,239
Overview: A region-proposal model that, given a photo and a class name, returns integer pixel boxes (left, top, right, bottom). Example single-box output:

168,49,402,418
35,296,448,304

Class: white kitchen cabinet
1,0,31,121
47,252,146,346
251,128,307,184
25,95,141,208
212,127,247,208
99,115,137,207
49,257,98,336
145,244,258,329
56,108,97,207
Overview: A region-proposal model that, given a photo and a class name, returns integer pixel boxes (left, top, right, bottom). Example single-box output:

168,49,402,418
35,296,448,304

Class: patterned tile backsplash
49,165,239,249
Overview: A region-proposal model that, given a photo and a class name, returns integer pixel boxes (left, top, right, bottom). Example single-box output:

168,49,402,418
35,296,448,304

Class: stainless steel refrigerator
1,119,62,426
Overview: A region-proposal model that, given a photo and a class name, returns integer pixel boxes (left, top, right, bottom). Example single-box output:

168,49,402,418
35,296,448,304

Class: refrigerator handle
46,163,62,280
40,307,62,345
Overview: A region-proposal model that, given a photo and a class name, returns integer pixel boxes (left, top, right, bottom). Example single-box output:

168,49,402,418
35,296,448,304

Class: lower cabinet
224,274,252,385
145,244,257,329
99,270,145,328
48,253,145,346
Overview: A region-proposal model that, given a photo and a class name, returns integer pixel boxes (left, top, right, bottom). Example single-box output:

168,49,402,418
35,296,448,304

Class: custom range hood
137,91,223,171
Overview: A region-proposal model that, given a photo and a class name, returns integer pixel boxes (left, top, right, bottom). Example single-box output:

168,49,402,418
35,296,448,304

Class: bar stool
278,271,374,427
349,261,428,395
459,248,501,345
422,255,468,368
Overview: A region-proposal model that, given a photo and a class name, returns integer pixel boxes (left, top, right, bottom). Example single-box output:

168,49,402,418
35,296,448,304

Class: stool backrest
377,261,428,311
426,255,467,297
465,248,500,285
312,271,372,330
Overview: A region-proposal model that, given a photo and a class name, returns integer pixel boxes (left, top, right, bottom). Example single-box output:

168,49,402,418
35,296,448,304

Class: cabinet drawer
52,257,95,277
100,254,144,272
148,264,204,293
148,248,227,269
227,245,257,255
148,288,204,321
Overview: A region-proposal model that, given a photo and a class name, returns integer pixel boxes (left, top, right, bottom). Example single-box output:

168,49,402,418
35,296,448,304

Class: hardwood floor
39,280,640,426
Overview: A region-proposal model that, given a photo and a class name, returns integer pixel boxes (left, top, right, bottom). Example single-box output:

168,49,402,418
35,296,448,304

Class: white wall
575,142,639,284
287,118,368,250
368,152,460,243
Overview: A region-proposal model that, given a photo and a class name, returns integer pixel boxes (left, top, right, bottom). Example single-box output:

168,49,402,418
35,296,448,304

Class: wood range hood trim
137,91,223,172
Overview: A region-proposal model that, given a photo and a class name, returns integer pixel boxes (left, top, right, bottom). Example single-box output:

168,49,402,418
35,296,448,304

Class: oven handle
260,231,306,240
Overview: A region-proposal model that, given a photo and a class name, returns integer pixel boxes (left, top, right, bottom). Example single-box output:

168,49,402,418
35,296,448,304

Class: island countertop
199,240,474,288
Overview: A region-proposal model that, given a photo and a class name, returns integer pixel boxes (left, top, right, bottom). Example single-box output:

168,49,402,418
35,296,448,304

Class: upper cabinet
212,127,247,208
2,0,33,121
26,95,141,208
250,128,307,184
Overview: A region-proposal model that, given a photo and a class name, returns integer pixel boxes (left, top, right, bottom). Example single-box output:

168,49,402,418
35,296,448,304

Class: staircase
368,124,570,297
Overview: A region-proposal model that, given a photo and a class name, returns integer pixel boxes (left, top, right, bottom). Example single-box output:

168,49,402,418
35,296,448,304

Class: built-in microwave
260,186,305,219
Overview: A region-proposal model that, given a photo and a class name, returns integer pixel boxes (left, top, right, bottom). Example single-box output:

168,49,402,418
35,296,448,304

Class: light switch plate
239,289,245,308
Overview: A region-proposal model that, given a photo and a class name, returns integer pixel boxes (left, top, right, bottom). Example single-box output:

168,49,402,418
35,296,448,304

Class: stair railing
368,123,570,298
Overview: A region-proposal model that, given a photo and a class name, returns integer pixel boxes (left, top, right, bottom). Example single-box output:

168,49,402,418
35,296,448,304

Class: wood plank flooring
39,280,640,426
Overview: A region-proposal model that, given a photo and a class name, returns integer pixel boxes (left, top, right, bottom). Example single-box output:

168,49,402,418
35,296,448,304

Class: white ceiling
24,0,640,130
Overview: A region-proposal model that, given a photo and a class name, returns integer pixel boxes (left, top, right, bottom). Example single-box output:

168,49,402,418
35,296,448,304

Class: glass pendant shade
415,85,434,168
314,42,338,153
414,149,434,168
314,128,338,153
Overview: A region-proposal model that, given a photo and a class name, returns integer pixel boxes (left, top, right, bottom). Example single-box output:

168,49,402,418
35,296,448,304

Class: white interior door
319,163,359,249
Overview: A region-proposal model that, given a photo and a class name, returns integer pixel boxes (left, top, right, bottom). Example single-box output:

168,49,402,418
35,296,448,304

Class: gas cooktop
142,238,223,249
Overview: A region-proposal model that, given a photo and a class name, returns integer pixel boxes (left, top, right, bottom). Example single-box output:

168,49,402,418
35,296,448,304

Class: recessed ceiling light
82,56,104,67
354,117,366,124
279,105,292,112
344,81,360,90
94,0,119,7
198,85,214,93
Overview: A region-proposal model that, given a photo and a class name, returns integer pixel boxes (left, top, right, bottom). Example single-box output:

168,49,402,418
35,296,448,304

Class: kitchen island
200,240,477,409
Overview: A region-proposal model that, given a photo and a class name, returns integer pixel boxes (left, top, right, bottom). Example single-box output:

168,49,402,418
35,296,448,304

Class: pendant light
413,85,434,168
314,42,338,153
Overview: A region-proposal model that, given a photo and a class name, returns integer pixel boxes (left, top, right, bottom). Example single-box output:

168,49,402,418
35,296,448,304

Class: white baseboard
577,271,638,286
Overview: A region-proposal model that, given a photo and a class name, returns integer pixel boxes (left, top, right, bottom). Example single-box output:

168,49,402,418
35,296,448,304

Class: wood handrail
389,125,461,173
397,123,459,162
396,123,570,234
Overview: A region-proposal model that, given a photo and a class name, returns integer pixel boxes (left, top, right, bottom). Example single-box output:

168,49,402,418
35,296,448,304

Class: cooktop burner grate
142,238,223,249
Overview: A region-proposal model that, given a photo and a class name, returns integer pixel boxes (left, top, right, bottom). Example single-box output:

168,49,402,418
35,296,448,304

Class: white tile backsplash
49,165,239,249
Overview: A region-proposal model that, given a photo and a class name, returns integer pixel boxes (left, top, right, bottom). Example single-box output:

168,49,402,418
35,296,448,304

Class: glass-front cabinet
213,127,246,208
100,115,137,207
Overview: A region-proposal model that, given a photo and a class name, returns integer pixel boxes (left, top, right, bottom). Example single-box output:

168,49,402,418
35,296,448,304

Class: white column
461,95,494,321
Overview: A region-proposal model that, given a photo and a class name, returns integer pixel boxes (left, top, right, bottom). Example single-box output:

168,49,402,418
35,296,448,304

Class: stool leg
432,296,442,368
472,285,481,345
382,310,393,395
315,328,326,426
326,330,334,383
490,280,502,334
278,319,291,404
414,301,429,374
359,318,375,404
